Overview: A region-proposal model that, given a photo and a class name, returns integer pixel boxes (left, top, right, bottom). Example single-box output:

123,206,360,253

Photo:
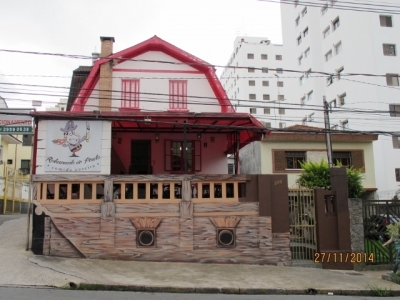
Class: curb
68,283,400,296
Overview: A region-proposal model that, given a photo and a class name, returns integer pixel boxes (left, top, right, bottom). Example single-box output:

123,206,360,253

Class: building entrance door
130,140,151,174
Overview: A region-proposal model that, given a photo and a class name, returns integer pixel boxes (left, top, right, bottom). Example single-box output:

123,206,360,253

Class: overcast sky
0,0,282,109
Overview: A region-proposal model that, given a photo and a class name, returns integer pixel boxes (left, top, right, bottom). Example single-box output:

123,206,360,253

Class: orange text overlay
314,252,374,263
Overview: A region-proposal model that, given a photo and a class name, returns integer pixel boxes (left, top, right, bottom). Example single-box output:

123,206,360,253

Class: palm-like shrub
297,160,331,190
297,159,364,198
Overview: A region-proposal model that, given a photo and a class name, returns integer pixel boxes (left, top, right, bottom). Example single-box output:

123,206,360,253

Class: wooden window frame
164,140,201,173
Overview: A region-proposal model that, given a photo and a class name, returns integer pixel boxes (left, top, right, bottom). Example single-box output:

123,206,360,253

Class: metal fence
289,189,316,262
363,200,400,265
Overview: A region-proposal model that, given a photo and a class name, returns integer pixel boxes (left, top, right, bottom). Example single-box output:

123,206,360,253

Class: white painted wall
109,51,220,113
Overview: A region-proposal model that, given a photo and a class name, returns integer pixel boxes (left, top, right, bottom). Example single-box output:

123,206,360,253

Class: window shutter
165,140,171,171
350,150,365,172
273,150,286,171
194,140,201,172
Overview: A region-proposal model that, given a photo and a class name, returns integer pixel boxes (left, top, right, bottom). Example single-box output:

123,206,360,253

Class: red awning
31,111,268,153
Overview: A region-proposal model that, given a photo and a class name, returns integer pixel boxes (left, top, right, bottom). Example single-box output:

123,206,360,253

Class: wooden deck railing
34,175,247,204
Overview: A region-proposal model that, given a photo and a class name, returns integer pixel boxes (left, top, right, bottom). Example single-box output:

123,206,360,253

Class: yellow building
0,134,32,214
240,125,378,199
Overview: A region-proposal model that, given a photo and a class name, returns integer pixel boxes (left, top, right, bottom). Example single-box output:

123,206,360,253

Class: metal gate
289,189,316,262
363,200,400,265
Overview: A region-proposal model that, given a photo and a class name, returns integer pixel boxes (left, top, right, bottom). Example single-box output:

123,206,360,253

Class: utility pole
323,96,333,168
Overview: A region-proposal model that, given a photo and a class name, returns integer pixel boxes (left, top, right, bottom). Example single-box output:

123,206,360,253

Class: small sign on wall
45,120,102,172
0,109,33,134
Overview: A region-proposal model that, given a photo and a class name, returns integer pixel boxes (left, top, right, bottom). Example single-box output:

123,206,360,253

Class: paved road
0,287,392,300
0,214,25,226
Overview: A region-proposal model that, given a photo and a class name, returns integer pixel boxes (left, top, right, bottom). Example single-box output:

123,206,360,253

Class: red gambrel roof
71,36,234,113
30,111,267,154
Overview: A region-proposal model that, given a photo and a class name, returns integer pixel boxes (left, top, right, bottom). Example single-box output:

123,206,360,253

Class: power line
0,49,395,79
261,0,400,14
0,110,395,136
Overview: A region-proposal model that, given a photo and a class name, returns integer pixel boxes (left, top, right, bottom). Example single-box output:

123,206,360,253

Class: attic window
169,80,188,110
122,80,140,109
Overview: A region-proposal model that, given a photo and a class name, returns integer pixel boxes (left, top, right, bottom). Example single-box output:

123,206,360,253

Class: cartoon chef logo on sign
54,120,90,157
45,120,102,172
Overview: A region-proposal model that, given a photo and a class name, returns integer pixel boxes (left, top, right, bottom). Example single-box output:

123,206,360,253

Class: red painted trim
113,68,201,74
167,109,190,112
70,36,233,112
118,108,141,112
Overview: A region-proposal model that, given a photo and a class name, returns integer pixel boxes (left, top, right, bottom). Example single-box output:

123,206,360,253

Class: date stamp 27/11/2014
314,252,374,263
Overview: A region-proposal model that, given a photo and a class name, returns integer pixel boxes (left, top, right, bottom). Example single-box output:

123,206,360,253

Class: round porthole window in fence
137,229,155,247
217,229,235,247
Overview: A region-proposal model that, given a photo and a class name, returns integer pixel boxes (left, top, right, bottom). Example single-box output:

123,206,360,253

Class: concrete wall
238,141,261,174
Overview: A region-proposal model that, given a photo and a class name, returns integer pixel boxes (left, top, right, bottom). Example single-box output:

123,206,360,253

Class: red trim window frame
121,79,140,109
169,80,188,111
164,140,201,173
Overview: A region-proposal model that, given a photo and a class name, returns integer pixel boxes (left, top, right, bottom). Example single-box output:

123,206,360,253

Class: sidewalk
1,217,400,296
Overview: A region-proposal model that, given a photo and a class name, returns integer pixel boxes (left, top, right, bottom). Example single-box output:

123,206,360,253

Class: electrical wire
0,49,395,79
261,0,400,14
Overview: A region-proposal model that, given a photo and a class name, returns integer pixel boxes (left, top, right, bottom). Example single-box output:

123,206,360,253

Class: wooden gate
289,189,316,262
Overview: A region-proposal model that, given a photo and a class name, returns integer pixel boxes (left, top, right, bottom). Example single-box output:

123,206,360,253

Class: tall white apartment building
279,0,400,197
221,37,292,129
46,98,67,111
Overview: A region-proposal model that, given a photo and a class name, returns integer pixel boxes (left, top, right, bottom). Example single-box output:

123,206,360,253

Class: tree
297,159,364,198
